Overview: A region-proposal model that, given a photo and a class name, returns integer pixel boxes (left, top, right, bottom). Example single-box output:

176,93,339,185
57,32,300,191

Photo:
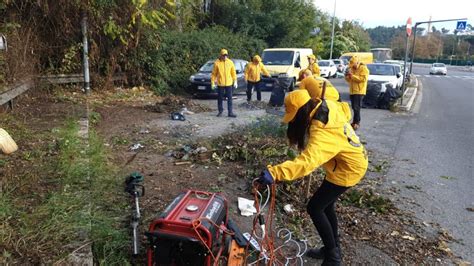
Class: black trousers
246,81,262,101
350,94,363,124
307,180,349,250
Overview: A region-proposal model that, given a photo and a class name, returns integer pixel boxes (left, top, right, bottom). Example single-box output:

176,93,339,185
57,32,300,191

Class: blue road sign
456,21,467,30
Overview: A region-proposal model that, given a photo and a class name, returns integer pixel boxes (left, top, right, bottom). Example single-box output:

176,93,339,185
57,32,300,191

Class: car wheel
332,71,337,78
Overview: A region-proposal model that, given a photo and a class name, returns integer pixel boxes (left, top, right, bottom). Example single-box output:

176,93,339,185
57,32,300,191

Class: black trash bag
377,85,401,110
362,82,383,108
269,78,286,107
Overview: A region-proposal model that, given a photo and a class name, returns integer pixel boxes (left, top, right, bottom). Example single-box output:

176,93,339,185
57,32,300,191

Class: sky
314,0,473,32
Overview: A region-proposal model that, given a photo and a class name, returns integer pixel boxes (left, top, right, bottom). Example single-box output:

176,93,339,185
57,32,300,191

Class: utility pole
81,12,91,94
409,18,467,74
329,0,336,60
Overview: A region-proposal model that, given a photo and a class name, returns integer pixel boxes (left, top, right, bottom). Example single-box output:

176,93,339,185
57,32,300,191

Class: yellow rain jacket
308,62,320,77
345,63,369,95
299,76,340,101
267,100,368,187
245,56,270,83
211,58,237,87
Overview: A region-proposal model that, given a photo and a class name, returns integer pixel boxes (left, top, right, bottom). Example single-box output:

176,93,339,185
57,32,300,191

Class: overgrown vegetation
0,119,129,264
133,26,266,94
0,0,375,92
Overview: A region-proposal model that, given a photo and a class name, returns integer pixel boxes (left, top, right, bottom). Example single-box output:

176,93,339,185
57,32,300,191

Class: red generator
146,190,228,266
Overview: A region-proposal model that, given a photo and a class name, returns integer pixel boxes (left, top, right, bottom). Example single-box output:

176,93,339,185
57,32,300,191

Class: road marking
416,74,474,80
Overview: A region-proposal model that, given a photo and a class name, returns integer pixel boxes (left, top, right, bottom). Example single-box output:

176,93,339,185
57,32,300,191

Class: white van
261,48,313,91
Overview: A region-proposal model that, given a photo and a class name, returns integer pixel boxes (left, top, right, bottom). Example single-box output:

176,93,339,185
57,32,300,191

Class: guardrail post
81,12,91,94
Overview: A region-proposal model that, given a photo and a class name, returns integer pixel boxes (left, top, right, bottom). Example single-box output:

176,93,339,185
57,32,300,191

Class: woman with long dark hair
258,89,368,265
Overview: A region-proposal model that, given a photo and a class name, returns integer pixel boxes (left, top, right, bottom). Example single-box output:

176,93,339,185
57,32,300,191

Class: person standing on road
345,56,369,130
257,89,368,266
307,54,321,77
211,48,238,118
244,55,271,102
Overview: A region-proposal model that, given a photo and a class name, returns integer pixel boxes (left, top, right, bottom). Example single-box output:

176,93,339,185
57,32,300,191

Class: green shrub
133,26,267,95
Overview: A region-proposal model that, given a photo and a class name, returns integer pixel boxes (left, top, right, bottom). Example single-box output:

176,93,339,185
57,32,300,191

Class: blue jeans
217,86,233,114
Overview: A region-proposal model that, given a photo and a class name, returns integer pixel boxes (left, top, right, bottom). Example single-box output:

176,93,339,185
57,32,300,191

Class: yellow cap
298,69,312,81
282,90,312,123
253,55,262,62
308,54,316,60
220,49,228,56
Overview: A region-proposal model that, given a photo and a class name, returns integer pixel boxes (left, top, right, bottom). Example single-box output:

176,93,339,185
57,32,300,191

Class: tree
208,0,318,48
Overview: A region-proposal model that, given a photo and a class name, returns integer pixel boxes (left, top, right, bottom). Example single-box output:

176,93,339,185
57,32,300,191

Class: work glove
258,169,274,185
211,84,217,90
233,81,238,89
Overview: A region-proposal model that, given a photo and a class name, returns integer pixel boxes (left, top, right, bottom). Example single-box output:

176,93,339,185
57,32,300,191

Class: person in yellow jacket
307,54,320,77
298,69,339,101
344,56,369,130
244,55,271,102
211,49,238,118
257,89,368,265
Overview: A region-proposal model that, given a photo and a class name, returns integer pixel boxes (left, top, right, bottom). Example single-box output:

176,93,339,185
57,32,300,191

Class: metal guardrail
1,73,126,109
0,79,34,108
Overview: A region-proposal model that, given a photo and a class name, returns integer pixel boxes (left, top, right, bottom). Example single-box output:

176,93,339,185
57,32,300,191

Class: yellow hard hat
308,54,316,60
220,49,229,56
282,90,312,123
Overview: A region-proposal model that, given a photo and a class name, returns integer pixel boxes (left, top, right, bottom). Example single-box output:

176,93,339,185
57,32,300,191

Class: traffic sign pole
402,17,411,106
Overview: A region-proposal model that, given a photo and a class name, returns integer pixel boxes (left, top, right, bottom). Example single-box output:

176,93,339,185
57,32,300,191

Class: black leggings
307,180,349,250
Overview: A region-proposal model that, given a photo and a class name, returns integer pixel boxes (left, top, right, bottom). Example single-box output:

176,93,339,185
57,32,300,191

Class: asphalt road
390,65,474,262
332,66,474,262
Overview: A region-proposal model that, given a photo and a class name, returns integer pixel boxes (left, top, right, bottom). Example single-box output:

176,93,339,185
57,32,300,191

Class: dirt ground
1,87,460,265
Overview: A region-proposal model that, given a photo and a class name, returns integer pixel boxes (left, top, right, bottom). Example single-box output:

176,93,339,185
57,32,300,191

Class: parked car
429,63,447,75
366,63,403,90
332,59,347,73
384,60,408,79
189,59,248,96
318,60,338,78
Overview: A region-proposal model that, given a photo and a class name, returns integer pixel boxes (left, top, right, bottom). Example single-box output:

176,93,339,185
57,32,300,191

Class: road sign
456,21,467,30
406,17,412,36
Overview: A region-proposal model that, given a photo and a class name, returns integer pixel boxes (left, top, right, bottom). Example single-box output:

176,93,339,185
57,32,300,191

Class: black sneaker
228,113,237,118
305,247,325,259
216,112,223,117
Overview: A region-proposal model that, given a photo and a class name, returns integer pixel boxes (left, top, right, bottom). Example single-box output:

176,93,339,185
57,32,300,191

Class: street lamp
329,0,336,60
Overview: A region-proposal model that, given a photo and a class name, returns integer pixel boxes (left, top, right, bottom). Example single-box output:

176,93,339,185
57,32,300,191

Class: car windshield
333,60,342,64
318,61,330,67
340,55,352,62
433,63,445,67
262,51,294,65
199,61,214,72
367,64,395,75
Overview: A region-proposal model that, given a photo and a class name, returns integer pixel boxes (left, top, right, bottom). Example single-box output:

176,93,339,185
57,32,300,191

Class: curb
398,76,419,112
399,86,418,112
